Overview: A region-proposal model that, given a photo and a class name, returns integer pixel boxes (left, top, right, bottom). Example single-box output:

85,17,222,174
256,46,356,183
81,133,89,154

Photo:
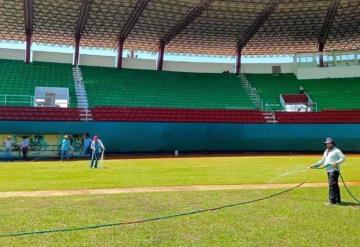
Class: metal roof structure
0,0,359,56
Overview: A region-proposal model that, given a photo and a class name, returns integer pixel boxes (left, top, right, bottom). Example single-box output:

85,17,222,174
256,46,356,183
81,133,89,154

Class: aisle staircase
239,74,277,123
72,66,93,121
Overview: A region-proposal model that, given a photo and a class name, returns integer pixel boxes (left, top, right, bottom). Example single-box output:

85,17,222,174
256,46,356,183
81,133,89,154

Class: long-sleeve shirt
4,140,13,151
61,139,71,151
314,147,345,172
90,140,105,153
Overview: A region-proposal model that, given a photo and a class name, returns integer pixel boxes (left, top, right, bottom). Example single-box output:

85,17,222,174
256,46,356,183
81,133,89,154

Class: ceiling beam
117,0,151,42
74,0,93,40
236,0,279,51
318,0,341,48
160,0,214,45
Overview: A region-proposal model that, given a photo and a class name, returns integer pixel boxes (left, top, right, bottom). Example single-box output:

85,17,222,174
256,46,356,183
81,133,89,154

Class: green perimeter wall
0,121,360,152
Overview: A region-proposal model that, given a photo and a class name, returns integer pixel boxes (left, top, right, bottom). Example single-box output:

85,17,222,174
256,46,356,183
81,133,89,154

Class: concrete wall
0,48,24,61
296,65,360,80
0,49,296,74
163,60,234,73
32,51,73,64
1,121,360,153
123,59,295,74
242,63,295,74
79,54,116,67
122,57,156,70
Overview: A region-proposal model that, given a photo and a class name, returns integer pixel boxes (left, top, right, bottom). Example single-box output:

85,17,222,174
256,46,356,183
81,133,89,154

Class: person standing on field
20,136,30,160
90,135,105,169
60,135,71,161
3,136,13,161
310,137,345,205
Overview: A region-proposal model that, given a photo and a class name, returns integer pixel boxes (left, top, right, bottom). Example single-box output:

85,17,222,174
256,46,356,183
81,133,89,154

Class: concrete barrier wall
1,121,359,153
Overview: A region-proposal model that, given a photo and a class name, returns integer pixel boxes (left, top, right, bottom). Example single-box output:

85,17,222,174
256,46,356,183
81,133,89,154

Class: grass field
0,155,359,246
0,156,359,191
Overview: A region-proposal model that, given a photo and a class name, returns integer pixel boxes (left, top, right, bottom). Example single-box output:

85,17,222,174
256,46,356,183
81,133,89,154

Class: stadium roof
0,0,359,56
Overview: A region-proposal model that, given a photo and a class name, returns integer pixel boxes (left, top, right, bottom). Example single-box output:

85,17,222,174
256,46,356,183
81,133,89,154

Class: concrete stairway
72,66,93,121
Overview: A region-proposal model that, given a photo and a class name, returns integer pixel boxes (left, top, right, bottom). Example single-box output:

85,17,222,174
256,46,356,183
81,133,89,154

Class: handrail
239,74,276,123
0,94,34,97
240,74,264,110
0,94,34,106
311,102,318,112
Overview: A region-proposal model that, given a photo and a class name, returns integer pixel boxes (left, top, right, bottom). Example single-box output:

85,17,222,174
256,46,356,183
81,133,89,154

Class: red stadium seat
0,106,81,121
91,106,267,123
275,111,360,123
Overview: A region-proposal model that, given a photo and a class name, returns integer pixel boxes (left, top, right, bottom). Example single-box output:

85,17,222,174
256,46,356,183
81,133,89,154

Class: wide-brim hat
324,137,335,145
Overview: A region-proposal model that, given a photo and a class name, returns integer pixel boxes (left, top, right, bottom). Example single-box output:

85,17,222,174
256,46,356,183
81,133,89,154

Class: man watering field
90,136,105,169
311,137,345,205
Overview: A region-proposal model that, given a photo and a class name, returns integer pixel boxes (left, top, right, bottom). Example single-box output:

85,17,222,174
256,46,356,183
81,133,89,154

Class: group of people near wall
2,134,105,168
2,136,30,161
61,134,105,168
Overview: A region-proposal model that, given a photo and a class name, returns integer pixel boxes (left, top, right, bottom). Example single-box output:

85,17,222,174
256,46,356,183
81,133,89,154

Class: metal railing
240,74,263,109
310,102,318,112
265,103,276,123
239,74,276,123
0,94,34,107
75,66,83,83
306,94,318,112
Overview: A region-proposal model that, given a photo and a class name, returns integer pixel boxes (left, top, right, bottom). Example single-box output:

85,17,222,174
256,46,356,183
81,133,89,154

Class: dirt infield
0,182,359,198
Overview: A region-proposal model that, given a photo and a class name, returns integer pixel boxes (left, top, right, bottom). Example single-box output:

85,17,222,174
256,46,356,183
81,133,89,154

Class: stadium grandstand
1,1,360,246
0,0,360,153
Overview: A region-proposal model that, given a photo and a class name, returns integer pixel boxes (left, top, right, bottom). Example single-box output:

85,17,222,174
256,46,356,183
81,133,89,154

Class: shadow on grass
338,201,360,208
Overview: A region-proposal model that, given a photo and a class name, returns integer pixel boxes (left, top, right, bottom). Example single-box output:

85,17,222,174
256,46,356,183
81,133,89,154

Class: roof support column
319,42,325,67
157,40,165,71
235,46,242,75
116,38,124,69
23,0,33,64
25,32,32,64
74,37,81,66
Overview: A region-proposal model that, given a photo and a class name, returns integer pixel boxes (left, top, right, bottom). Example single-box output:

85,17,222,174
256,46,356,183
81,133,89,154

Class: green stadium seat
81,66,255,109
0,59,77,108
245,74,360,111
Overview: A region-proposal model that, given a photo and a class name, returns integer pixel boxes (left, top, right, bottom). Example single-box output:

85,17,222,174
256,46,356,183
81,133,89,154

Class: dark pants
22,147,29,160
327,171,341,204
90,152,101,168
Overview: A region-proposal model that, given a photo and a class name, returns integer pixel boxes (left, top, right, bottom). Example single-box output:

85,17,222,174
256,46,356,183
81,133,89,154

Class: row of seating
92,107,266,123
0,107,80,121
0,106,77,112
276,111,360,123
95,106,260,114
1,106,360,123
81,66,255,109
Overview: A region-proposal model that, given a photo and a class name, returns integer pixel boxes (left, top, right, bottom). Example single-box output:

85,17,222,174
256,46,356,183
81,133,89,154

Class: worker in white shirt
310,137,345,205
90,136,105,169
3,136,13,161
